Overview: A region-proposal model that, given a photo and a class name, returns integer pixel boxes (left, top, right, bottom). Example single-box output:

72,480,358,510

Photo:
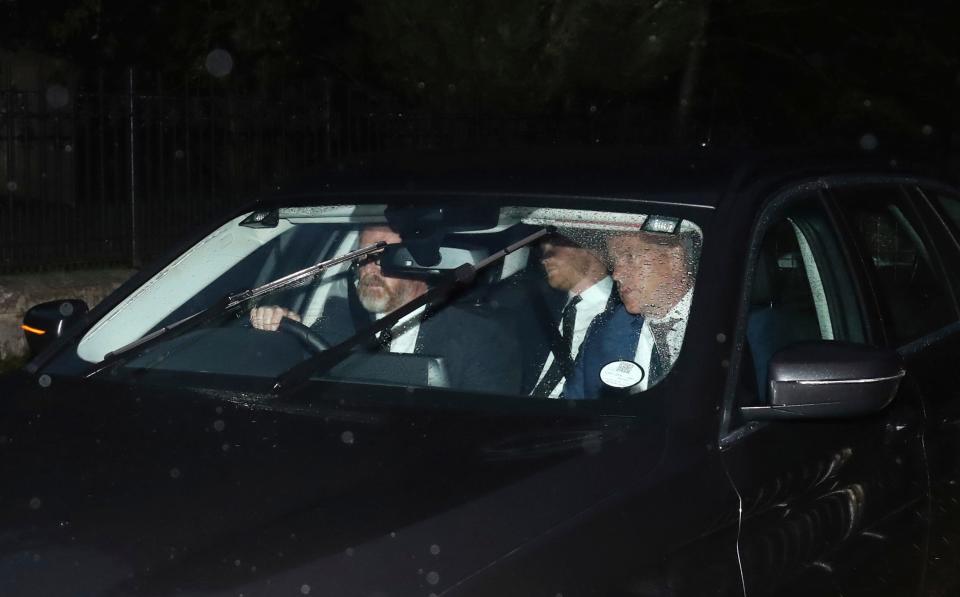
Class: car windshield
50,200,703,400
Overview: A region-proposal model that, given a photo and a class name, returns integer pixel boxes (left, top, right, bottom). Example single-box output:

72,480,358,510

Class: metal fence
0,70,665,273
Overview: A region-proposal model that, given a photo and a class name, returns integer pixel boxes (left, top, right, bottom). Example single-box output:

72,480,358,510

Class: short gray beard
359,290,391,314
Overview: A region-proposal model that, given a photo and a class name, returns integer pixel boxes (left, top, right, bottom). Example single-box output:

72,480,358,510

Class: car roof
267,146,953,210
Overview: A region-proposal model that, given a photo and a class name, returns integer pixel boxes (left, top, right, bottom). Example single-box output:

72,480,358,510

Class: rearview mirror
378,243,489,279
22,299,89,357
741,341,904,421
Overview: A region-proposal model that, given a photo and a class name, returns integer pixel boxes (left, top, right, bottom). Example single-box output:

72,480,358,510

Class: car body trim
791,370,906,386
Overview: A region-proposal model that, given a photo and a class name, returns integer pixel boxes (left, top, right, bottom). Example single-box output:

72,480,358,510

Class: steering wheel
277,317,332,354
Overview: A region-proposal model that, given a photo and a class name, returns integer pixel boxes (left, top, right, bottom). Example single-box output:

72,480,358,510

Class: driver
250,225,521,394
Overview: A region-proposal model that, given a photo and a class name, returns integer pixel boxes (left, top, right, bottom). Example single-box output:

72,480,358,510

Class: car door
719,184,930,597
902,183,960,595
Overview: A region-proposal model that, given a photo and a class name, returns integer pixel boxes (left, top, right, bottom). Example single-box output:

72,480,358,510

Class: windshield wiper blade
84,241,387,378
273,226,553,394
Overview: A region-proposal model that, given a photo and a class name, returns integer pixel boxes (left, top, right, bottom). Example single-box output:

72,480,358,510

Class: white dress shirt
633,288,693,390
374,305,426,354
535,276,614,398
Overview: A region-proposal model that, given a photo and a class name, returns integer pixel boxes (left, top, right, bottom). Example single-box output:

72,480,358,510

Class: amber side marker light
21,324,46,335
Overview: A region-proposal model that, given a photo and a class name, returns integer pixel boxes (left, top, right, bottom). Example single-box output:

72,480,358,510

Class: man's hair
608,229,702,281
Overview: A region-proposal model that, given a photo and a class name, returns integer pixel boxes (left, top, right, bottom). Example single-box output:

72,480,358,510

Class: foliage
352,0,708,113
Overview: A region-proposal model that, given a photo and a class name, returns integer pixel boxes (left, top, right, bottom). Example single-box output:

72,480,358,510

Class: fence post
128,67,140,267
323,77,332,161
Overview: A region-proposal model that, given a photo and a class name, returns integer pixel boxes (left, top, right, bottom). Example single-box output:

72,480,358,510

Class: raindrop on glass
169,467,181,479
174,149,185,159
429,544,441,555
300,584,311,595
582,431,603,455
859,133,879,151
863,99,872,108
32,553,41,563
59,302,74,317
213,419,226,432
205,49,234,78
234,559,241,567
417,81,426,90
38,374,52,388
922,124,934,136
716,333,726,343
345,547,355,556
29,497,42,510
64,144,73,153
426,571,440,585
46,84,70,109
341,430,355,445
648,34,658,42
222,443,231,452
589,105,597,113
6,181,18,192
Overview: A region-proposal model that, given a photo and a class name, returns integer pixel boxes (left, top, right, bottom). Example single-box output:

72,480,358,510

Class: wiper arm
273,226,553,393
84,241,387,378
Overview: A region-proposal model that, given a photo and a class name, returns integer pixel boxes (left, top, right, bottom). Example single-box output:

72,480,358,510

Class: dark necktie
378,327,393,352
532,295,582,396
648,317,679,381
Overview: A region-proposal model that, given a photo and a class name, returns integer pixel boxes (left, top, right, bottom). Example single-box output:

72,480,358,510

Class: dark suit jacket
563,304,645,400
311,297,521,395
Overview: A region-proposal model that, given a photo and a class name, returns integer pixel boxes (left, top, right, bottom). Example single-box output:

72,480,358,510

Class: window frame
825,182,960,353
719,181,873,439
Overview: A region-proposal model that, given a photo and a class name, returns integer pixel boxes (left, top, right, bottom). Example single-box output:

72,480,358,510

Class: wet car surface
2,150,960,596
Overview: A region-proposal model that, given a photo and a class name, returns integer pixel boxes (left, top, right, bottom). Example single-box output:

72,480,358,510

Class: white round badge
599,360,645,389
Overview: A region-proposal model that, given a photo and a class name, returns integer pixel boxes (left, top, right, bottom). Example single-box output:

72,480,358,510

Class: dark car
2,150,960,597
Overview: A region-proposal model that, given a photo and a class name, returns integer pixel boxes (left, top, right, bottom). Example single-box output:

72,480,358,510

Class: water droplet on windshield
345,547,355,556
5,181,16,192
430,544,441,555
922,124,934,136
859,133,879,151
213,419,226,432
46,84,70,109
29,497,42,510
300,584,311,595
38,374,52,388
205,49,234,78
341,430,355,445
169,467,181,479
426,571,440,585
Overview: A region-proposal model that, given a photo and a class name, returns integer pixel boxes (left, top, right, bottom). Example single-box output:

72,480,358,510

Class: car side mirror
22,299,89,357
740,341,904,421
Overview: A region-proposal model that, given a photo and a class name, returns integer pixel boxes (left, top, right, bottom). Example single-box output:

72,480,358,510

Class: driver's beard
358,279,393,313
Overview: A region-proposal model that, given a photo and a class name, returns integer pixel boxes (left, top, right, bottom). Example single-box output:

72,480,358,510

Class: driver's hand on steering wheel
249,306,301,331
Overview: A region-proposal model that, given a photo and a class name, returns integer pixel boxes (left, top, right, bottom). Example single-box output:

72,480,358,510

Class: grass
0,355,27,375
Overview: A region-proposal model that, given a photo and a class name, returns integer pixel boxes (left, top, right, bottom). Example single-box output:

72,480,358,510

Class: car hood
0,375,668,597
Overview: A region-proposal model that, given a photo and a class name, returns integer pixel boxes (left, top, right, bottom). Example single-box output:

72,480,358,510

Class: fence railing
0,70,667,273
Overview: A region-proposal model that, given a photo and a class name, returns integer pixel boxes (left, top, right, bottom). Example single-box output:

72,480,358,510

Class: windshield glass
52,200,703,399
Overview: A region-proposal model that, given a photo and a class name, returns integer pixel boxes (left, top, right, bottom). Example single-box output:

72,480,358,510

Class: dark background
1,0,958,271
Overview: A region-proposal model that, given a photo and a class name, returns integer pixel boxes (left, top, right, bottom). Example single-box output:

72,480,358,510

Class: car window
52,202,705,401
742,195,864,404
833,186,956,346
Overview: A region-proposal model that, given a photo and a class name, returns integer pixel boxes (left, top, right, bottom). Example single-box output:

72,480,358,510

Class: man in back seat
250,225,521,394
528,234,615,397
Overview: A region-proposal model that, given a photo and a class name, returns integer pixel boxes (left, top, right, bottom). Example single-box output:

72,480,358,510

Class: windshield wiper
84,241,387,378
272,225,553,394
